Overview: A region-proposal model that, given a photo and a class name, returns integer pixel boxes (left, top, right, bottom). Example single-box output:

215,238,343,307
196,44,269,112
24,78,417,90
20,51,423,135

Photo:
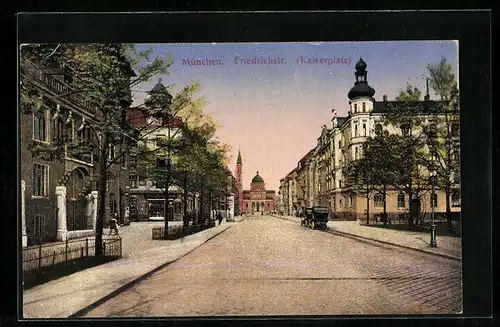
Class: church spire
237,149,242,165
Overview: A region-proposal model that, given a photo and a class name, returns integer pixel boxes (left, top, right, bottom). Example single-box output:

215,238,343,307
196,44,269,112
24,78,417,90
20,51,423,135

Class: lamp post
429,168,437,247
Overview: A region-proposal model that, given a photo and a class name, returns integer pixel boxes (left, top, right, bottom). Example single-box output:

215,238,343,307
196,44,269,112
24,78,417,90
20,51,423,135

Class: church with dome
235,150,276,214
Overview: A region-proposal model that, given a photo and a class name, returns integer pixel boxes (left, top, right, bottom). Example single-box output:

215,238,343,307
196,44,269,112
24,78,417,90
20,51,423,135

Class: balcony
21,61,94,114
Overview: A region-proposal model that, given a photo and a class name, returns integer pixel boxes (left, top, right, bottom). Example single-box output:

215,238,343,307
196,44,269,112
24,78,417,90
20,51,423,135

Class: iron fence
330,211,357,221
22,236,122,286
25,197,58,245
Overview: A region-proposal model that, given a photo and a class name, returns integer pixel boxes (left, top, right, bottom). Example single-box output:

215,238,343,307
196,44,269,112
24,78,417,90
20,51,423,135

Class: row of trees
133,80,232,232
349,58,460,230
20,43,232,255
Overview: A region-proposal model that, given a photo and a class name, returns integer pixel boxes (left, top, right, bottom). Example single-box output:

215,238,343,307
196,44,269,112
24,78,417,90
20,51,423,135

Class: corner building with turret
280,58,461,225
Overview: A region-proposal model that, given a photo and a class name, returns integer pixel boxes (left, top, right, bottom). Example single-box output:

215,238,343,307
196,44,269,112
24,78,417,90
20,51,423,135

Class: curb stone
326,228,462,262
271,215,461,262
67,224,232,318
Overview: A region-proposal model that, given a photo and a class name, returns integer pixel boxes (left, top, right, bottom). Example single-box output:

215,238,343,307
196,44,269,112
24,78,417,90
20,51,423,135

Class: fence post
53,251,56,265
103,241,106,256
81,246,84,258
65,239,68,267
86,238,88,257
38,243,42,268
120,237,122,258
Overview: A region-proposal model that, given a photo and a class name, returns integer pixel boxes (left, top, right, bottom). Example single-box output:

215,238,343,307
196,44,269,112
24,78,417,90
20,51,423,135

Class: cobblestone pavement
84,215,462,317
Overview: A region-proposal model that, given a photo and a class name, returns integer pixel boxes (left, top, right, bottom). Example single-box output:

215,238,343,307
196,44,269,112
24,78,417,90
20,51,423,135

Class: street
84,215,462,317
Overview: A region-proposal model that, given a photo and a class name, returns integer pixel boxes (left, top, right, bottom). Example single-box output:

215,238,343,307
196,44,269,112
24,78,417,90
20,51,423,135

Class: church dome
251,171,264,183
348,58,376,100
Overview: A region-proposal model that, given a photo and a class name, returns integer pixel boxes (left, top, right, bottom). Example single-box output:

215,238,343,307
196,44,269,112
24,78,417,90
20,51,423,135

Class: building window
451,191,461,207
355,147,358,160
129,155,137,169
174,202,181,214
52,119,65,143
354,103,357,113
363,123,366,136
355,124,358,137
339,179,342,188
108,145,116,161
431,193,438,207
362,102,366,112
129,175,138,188
397,192,405,208
374,193,384,207
33,164,48,197
33,110,47,142
121,152,127,168
139,177,146,186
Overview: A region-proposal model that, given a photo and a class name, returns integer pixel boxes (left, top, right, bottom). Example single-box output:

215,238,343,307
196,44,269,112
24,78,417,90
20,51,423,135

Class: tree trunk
383,184,388,225
198,177,204,225
208,192,213,226
163,189,169,235
95,133,109,256
408,187,414,228
183,171,188,231
165,128,171,234
415,191,420,225
366,192,370,225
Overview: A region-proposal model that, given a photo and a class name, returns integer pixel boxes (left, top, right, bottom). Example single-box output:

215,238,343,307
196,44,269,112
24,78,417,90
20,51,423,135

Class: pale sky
132,41,458,192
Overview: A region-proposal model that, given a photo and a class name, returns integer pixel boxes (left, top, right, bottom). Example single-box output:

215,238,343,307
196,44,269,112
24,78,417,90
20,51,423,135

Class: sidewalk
272,215,461,260
22,222,233,318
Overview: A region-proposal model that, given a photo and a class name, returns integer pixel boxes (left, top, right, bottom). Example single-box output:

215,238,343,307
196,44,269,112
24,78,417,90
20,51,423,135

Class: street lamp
429,168,437,247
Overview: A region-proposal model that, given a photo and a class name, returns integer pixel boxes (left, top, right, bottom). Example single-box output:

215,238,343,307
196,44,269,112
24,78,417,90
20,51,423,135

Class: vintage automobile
301,206,329,229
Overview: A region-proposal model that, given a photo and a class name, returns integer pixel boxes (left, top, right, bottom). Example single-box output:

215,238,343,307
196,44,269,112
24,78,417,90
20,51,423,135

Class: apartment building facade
279,58,461,222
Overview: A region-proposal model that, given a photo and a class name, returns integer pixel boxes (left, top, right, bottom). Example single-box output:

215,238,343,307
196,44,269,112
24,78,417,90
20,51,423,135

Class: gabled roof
337,117,348,127
297,148,315,172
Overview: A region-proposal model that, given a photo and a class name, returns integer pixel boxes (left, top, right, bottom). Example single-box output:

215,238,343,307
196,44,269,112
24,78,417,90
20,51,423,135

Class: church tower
236,150,243,214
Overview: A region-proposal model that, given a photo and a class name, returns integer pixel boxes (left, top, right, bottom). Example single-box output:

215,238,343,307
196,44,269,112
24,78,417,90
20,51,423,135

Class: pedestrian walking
217,212,223,225
109,218,120,236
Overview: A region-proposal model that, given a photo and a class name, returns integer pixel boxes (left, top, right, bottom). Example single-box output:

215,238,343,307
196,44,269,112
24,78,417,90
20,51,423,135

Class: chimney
383,95,388,102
